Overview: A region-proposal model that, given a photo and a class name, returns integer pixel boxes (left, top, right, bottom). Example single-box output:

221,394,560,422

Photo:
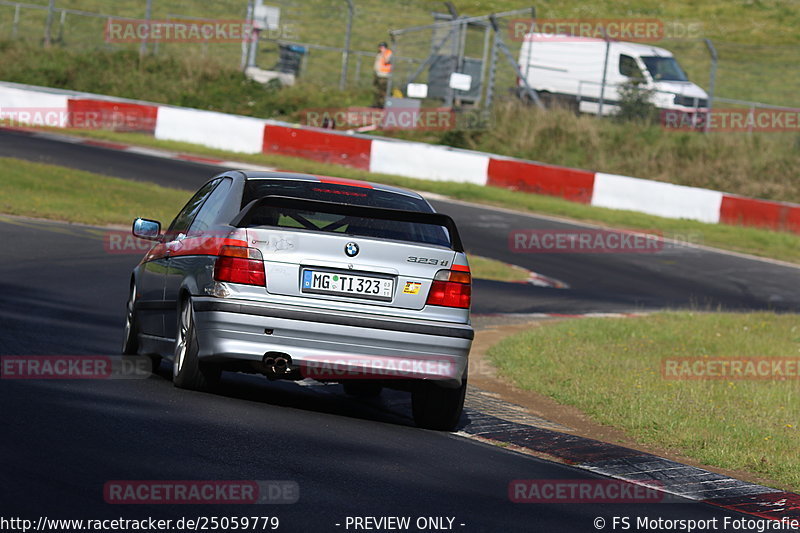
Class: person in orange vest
373,42,393,108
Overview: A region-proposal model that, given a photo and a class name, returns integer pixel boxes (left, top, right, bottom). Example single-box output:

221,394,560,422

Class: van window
641,56,689,82
619,55,644,79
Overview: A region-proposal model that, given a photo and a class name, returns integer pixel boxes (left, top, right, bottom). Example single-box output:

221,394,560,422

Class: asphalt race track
2,128,799,315
0,128,795,531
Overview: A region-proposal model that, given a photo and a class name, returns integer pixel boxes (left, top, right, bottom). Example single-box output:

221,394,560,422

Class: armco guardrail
1,80,799,235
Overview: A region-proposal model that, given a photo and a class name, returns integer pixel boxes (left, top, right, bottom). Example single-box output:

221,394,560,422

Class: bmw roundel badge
344,242,359,257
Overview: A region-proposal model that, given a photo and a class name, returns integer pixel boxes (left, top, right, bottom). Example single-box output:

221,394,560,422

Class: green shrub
614,79,659,124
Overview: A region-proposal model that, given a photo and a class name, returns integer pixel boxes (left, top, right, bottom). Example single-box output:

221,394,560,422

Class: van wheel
567,97,580,114
411,375,467,431
173,297,220,391
537,90,553,108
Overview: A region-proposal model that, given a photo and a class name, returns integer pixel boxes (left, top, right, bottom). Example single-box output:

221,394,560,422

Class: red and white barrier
720,195,800,233
369,139,490,184
2,80,800,235
591,172,723,224
155,106,267,153
487,156,596,203
67,98,159,133
263,124,372,169
0,84,70,127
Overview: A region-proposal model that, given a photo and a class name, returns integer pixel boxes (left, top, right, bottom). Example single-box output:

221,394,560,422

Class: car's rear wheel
173,297,220,391
343,381,383,398
411,373,467,431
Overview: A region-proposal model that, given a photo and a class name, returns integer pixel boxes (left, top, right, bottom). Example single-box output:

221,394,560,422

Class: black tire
343,381,383,398
566,96,580,115
173,297,220,391
537,90,553,108
122,283,139,356
123,283,162,372
411,374,467,431
550,93,579,114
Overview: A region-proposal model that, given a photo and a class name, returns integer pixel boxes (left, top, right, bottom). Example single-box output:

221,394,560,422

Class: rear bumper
192,297,473,387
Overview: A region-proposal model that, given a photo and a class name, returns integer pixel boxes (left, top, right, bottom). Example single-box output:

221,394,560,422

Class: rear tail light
213,245,266,286
426,269,471,309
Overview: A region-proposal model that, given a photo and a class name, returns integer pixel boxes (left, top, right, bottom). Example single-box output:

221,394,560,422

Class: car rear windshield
242,179,452,248
244,179,433,210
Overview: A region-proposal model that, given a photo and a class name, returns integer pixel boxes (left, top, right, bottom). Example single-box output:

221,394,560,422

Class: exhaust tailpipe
262,352,292,376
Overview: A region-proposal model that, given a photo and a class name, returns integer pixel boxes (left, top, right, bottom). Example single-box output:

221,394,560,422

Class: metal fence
0,0,134,48
0,1,798,115
0,0,428,90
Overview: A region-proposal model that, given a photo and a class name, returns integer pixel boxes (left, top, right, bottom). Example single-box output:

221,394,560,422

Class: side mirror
132,218,162,241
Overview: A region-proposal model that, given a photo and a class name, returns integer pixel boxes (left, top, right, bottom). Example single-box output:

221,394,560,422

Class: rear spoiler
231,195,464,252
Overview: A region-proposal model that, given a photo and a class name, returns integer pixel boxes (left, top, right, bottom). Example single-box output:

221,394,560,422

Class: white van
518,33,708,116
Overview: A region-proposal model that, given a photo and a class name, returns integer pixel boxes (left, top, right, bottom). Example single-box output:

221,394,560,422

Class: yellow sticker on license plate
403,282,421,295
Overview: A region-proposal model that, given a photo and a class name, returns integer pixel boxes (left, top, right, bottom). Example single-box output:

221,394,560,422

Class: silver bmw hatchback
124,171,473,430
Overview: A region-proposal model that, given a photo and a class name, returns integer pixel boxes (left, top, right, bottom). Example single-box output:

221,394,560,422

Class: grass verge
0,156,187,225
487,312,800,491
41,127,800,265
467,256,531,283
0,156,525,282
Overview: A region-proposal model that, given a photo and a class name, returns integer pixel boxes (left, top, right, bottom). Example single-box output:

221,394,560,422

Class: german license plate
302,270,394,300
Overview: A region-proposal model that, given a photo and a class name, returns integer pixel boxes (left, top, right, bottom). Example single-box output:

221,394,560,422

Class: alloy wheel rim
175,303,190,374
123,286,135,347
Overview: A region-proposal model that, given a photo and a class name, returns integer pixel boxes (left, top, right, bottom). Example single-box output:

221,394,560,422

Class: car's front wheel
173,297,220,391
123,283,161,372
411,373,467,431
122,284,139,355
